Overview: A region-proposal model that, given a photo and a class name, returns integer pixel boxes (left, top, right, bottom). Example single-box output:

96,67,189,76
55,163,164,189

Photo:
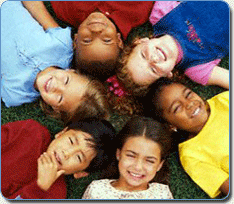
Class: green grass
1,58,228,200
1,2,229,200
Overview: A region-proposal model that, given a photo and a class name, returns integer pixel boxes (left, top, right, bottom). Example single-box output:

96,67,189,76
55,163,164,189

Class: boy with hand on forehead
1,118,116,199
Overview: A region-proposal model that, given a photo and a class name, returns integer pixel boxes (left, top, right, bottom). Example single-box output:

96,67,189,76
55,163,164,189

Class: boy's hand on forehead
37,152,65,191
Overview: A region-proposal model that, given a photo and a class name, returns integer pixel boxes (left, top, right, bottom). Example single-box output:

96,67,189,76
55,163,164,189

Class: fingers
38,152,58,169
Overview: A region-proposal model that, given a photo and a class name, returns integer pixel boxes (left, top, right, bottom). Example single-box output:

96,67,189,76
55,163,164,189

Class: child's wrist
37,179,50,191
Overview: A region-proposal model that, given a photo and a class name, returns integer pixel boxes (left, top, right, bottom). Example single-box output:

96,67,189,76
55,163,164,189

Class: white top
82,179,173,199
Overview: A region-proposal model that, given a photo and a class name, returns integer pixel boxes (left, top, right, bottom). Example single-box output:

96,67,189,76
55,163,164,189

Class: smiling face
74,12,123,63
127,35,179,86
35,67,89,114
157,83,210,134
46,128,97,175
116,136,164,191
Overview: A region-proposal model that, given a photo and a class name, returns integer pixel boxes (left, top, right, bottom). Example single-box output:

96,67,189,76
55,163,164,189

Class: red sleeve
7,176,67,199
1,119,51,151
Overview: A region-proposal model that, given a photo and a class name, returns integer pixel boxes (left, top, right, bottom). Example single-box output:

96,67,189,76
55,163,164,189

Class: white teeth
130,172,142,178
46,78,52,92
193,107,200,116
156,48,166,61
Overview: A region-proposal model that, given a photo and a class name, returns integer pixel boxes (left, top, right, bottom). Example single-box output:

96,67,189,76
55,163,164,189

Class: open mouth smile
191,106,201,118
128,171,144,179
155,47,166,61
44,77,52,93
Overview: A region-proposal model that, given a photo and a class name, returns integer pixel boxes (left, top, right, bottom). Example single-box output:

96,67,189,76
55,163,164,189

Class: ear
134,37,149,45
167,72,173,78
157,160,165,172
116,149,121,161
117,33,124,49
55,127,68,139
51,105,60,113
73,34,78,50
73,171,89,179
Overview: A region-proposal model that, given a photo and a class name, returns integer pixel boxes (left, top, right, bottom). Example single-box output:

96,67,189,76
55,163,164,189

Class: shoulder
149,183,173,199
210,91,229,103
83,179,113,199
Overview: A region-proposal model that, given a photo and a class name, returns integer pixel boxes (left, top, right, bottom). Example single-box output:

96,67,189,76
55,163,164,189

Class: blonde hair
40,78,110,124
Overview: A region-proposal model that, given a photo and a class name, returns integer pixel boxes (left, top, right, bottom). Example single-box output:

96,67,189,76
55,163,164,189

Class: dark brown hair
111,116,172,184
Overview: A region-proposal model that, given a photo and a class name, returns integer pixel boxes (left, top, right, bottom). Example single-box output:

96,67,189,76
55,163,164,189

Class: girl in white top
82,117,173,199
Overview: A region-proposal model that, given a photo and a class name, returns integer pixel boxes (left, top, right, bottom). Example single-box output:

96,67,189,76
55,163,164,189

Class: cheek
119,157,132,171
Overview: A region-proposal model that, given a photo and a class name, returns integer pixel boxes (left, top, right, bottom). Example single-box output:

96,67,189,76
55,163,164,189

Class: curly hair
117,33,183,98
40,77,110,125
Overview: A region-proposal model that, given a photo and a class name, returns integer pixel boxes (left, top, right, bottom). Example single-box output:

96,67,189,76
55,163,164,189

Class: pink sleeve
149,1,180,25
184,59,221,85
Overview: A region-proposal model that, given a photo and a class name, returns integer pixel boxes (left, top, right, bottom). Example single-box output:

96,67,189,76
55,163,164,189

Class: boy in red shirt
1,118,116,199
22,1,154,80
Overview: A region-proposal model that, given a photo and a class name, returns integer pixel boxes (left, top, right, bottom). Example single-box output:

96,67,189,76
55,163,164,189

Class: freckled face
127,35,178,86
157,83,210,134
116,136,164,191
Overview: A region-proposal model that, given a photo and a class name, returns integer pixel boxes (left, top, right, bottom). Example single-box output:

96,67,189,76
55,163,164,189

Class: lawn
1,2,229,200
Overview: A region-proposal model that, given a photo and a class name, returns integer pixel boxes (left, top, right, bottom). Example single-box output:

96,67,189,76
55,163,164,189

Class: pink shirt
149,1,220,85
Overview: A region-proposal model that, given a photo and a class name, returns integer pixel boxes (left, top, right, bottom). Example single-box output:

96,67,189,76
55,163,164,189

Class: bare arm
207,66,229,89
219,178,229,196
22,1,59,30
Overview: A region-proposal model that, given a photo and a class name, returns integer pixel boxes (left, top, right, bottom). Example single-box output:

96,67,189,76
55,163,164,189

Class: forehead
123,136,161,155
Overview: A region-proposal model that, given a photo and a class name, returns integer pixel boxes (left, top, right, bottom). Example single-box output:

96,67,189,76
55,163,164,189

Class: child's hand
37,152,65,191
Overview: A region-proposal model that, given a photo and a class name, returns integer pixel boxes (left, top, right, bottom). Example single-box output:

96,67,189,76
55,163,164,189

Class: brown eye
103,38,112,43
83,38,91,43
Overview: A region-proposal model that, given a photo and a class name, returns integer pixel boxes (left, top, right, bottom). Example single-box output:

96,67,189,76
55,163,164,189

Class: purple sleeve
149,1,180,25
184,59,221,85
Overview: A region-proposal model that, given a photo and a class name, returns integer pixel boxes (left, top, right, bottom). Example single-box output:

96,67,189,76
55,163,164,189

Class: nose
133,159,144,171
53,78,65,93
62,146,80,159
186,100,194,110
149,54,159,63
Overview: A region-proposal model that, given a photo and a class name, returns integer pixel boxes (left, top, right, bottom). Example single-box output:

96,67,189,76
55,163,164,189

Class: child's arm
220,178,229,196
37,152,65,191
22,1,59,30
207,66,229,89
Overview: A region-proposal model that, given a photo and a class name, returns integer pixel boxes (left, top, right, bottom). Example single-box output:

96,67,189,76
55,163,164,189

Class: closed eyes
65,76,69,85
83,38,92,44
58,95,63,104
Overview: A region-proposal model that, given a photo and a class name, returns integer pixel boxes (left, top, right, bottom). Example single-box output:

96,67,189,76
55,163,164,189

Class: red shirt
1,119,66,199
50,1,154,39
